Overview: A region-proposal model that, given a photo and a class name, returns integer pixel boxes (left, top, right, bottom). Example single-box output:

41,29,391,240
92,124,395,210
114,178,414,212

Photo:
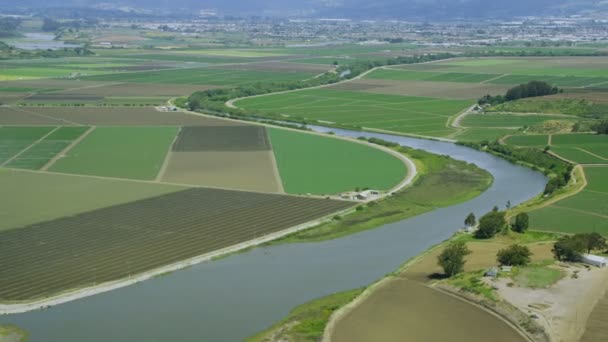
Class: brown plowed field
57,82,215,97
172,126,271,151
162,151,282,192
331,278,525,342
329,79,510,99
210,61,330,74
0,107,64,125
0,107,239,126
0,188,352,301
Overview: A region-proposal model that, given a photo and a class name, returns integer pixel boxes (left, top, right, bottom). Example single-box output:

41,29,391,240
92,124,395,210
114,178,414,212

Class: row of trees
553,233,607,262
466,208,529,240
478,81,561,106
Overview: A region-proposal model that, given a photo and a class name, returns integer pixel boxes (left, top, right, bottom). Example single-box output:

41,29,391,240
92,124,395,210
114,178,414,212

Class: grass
447,270,497,301
238,88,472,137
512,262,564,289
50,126,178,180
273,146,492,242
0,323,27,341
368,69,501,83
452,128,515,142
246,289,363,342
487,98,608,119
0,169,185,231
269,129,407,194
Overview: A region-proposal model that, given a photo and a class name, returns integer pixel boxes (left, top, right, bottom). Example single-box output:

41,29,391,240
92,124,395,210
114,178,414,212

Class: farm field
0,106,240,126
0,169,185,231
530,166,608,235
0,126,55,164
5,126,89,170
0,187,352,301
161,126,282,192
82,67,317,85
331,78,509,99
49,126,178,180
268,128,407,194
461,113,576,128
504,134,549,147
237,88,472,137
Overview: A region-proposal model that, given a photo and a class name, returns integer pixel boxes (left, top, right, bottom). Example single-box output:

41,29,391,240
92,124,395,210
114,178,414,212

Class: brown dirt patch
210,61,330,74
1,106,240,126
161,151,282,193
580,286,608,342
0,107,64,125
331,278,525,342
329,79,510,99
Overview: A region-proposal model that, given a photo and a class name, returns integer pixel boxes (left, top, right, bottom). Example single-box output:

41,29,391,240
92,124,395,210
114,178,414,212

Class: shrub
512,212,529,233
497,244,532,266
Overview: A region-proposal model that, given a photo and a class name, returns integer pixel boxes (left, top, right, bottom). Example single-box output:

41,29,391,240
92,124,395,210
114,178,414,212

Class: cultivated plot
162,126,282,192
550,134,608,164
462,114,577,128
0,188,352,301
530,166,608,235
237,88,472,137
0,126,55,164
0,106,240,126
268,128,407,194
50,126,178,180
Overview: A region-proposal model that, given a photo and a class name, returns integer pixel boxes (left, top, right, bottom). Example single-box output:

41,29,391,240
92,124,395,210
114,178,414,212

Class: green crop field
550,134,608,164
50,126,178,180
83,67,316,85
238,89,472,137
530,166,608,235
269,129,407,195
368,69,501,83
461,114,576,128
0,169,185,231
504,134,549,147
452,128,515,142
0,126,55,164
5,127,90,170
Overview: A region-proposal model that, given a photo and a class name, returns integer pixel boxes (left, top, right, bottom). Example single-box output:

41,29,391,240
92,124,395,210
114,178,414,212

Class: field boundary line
155,127,181,182
480,74,508,84
40,126,96,171
0,204,356,315
265,130,286,194
575,147,608,161
9,106,81,126
0,127,60,168
548,134,553,146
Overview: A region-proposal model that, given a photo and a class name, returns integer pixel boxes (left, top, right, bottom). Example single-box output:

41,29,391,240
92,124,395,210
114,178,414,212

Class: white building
582,254,608,268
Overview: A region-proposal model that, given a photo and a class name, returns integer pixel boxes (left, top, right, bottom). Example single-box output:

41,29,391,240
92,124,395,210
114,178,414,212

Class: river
1,127,547,341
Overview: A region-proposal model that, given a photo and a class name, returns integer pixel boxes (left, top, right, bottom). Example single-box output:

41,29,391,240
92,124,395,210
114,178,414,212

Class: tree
475,210,506,239
497,244,532,266
464,212,476,227
437,241,471,277
512,212,530,233
553,235,586,262
591,120,608,134
583,232,607,254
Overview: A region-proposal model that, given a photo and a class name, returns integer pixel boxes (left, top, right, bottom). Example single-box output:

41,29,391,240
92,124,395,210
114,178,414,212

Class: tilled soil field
0,188,352,301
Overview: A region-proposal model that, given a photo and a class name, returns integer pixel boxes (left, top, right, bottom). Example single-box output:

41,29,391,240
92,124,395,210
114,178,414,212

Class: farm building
582,254,608,268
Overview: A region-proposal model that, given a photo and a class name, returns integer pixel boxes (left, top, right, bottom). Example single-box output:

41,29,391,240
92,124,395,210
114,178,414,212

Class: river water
2,128,547,341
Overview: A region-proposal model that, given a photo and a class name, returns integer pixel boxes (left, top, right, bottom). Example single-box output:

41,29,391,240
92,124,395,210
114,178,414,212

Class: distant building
484,267,498,277
582,254,608,268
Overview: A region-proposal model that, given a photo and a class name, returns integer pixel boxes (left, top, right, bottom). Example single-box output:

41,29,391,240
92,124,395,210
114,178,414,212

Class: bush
437,241,471,277
553,235,586,261
591,120,608,134
512,212,529,233
497,244,532,266
475,210,506,239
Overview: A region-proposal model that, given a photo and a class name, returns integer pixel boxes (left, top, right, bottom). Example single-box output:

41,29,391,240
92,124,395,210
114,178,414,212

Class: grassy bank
0,323,27,341
245,289,363,342
272,145,493,243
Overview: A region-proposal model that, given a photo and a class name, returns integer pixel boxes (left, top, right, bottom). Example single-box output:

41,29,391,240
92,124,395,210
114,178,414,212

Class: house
484,267,498,277
582,254,608,268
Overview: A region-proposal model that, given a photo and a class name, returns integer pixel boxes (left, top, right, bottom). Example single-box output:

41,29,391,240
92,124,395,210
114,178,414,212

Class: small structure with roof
582,254,608,268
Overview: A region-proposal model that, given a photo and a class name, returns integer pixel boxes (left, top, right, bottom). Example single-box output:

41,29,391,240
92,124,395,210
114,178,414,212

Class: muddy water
2,128,547,341
332,279,525,342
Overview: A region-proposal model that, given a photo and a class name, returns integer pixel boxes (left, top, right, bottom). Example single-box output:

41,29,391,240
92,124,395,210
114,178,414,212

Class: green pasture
452,128,515,142
238,89,472,137
269,129,407,195
50,126,178,180
0,169,184,231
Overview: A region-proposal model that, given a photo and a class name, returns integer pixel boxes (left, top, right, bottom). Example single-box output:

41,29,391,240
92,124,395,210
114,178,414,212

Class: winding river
2,127,547,341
